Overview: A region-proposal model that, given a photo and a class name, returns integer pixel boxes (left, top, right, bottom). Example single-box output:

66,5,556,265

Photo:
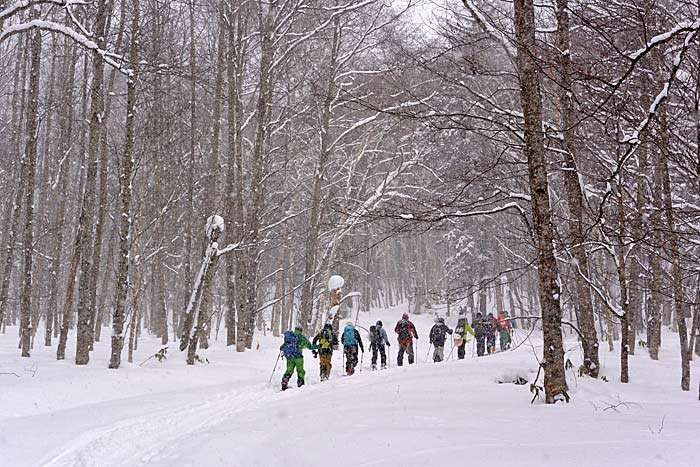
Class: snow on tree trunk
180,219,223,364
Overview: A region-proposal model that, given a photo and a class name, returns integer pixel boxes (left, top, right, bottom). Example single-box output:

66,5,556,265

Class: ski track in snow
37,357,433,467
40,383,293,467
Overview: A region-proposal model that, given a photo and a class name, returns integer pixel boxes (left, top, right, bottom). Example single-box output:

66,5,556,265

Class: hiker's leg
457,341,466,359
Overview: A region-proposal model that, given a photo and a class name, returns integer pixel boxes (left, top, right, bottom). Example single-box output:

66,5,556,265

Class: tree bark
76,0,110,365
0,35,29,333
513,0,567,403
555,0,600,377
109,0,139,369
658,110,691,390
19,18,42,357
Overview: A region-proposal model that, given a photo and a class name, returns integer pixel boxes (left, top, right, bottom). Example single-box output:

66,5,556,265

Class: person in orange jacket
498,311,512,351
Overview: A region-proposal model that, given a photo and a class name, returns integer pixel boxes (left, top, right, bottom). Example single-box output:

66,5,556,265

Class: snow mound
206,215,225,237
495,367,534,385
328,274,344,291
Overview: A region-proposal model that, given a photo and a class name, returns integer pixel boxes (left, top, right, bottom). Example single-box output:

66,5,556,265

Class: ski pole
360,348,364,373
425,343,432,363
269,351,282,385
447,339,456,361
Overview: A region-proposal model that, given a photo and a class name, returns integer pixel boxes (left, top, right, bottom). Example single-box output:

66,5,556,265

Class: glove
312,350,318,358
415,336,419,340
387,343,391,347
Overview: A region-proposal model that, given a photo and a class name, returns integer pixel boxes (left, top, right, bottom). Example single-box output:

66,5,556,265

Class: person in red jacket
395,313,418,366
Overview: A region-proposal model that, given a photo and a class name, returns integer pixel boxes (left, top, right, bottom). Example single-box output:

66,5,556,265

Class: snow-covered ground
1,306,699,467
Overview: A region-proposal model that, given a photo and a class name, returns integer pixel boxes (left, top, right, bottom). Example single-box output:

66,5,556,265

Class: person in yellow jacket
454,308,475,359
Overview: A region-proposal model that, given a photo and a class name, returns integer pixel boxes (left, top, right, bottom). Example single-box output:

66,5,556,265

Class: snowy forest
2,0,700,414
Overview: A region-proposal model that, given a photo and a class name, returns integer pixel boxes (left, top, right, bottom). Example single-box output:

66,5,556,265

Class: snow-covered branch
0,19,127,73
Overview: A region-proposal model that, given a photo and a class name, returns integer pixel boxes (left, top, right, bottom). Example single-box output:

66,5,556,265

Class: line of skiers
278,310,514,390
278,313,420,390
451,309,513,358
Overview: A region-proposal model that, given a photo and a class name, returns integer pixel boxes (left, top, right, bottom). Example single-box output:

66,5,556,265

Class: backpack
369,325,379,344
456,318,466,336
319,328,333,350
281,331,301,358
499,315,510,332
396,320,412,341
342,326,357,346
473,319,486,337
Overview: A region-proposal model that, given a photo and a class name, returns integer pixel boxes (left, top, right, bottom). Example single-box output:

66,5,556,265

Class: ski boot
346,366,354,376
281,375,290,391
381,363,387,370
371,363,377,371
297,377,305,388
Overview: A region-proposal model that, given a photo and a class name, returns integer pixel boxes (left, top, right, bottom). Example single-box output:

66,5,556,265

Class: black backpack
396,320,412,340
369,325,379,344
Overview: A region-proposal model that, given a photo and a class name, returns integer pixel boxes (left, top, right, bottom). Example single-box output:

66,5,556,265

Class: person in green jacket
454,308,475,359
280,326,318,390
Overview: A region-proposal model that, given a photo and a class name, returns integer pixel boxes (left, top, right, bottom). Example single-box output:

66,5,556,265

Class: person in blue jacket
342,322,364,375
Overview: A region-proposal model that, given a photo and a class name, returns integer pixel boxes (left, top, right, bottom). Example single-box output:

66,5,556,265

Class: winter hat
323,323,332,330
476,312,483,318
346,321,353,327
294,326,303,332
437,317,445,324
402,313,409,320
376,320,383,327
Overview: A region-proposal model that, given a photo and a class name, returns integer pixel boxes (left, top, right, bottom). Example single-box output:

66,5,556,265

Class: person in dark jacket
369,320,391,370
486,313,498,354
395,313,418,366
429,317,453,362
341,322,364,375
472,312,487,357
312,323,338,381
454,309,475,359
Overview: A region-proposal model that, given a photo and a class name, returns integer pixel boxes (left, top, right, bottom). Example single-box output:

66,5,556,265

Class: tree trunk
236,2,273,351
615,189,631,383
109,0,139,369
224,2,247,348
555,0,600,377
56,208,85,360
513,0,567,403
45,40,78,346
76,0,110,365
0,36,29,332
658,110,691,391
19,20,42,357
158,260,168,345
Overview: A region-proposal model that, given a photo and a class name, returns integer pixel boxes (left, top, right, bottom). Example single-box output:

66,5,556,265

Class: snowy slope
1,308,699,467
